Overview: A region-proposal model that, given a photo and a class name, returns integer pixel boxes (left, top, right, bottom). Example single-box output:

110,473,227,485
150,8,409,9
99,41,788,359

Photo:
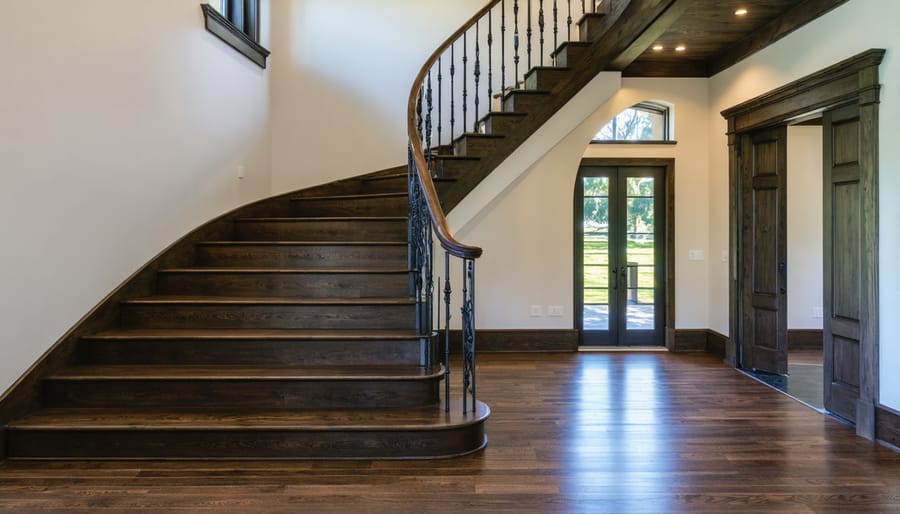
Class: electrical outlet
529,305,543,317
721,250,729,262
548,305,564,317
812,306,823,318
237,165,246,179
688,249,705,261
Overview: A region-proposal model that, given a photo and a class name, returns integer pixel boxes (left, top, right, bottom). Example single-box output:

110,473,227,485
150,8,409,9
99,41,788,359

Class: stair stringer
447,71,622,234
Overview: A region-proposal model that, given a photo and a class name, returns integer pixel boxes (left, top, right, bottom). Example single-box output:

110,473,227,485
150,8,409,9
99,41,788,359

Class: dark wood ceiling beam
607,0,692,70
708,0,850,76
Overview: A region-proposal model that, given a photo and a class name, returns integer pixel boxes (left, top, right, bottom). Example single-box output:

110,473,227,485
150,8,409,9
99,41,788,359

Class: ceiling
619,0,849,77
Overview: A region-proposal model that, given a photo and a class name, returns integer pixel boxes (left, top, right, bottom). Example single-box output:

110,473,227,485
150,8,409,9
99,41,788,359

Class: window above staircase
201,1,270,68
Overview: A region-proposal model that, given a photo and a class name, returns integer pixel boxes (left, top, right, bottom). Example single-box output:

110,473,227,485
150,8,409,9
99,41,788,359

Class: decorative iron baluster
450,43,456,144
461,258,476,414
567,0,572,41
487,10,493,117
526,0,532,69
501,0,506,96
437,57,443,152
513,0,520,86
443,252,452,412
539,0,545,66
553,0,558,65
462,31,468,136
474,20,480,131
416,86,424,143
426,70,433,169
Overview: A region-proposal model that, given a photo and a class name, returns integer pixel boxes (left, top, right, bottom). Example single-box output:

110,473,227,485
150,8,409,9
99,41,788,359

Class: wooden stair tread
9,401,490,431
84,328,422,340
49,364,443,381
158,267,411,274
123,296,416,305
236,216,407,222
197,241,407,246
289,192,406,201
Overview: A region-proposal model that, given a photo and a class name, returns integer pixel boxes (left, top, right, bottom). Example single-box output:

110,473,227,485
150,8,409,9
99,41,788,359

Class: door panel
823,104,862,423
740,126,788,374
577,166,665,346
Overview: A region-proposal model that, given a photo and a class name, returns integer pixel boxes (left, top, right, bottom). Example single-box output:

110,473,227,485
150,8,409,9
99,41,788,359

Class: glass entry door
576,165,665,346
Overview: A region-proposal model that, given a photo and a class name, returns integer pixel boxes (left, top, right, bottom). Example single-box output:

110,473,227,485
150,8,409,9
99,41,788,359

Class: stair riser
578,13,607,42
78,339,429,367
6,425,486,460
503,93,551,114
358,176,408,194
430,159,480,180
480,115,525,136
43,379,439,410
234,220,407,242
453,136,504,156
554,44,590,67
121,304,416,330
195,244,408,268
156,272,411,298
289,196,407,217
524,69,570,91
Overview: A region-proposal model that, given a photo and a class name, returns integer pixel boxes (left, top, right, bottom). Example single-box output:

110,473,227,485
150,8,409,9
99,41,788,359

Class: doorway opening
723,50,883,438
574,159,675,348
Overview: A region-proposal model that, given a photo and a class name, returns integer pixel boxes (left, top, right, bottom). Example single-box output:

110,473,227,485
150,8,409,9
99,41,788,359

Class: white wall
454,78,711,330
268,0,484,194
0,1,272,395
707,0,900,409
787,126,823,330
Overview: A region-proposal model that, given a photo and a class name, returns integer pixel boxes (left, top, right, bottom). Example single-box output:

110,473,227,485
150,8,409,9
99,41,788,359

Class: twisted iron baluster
444,252,452,413
461,258,476,414
527,0,532,70
513,1,520,88
501,0,506,97
487,9,493,117
474,20,480,132
462,31,468,136
450,43,456,146
539,0,545,66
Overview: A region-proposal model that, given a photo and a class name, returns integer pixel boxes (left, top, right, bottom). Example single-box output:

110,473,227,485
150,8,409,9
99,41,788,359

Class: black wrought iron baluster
501,0,506,97
474,20,480,132
553,0,558,64
450,43,456,144
526,0,532,70
487,9,493,118
416,86,424,144
567,0,572,41
426,71,433,169
461,258,476,414
437,57,443,152
513,1,520,87
443,252,452,413
539,0,545,66
462,31,468,136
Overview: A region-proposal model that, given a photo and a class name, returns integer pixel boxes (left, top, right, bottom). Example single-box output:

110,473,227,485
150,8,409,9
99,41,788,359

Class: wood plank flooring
2,351,899,513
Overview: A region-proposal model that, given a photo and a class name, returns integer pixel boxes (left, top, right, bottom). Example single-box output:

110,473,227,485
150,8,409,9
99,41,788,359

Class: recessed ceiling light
652,44,664,51
675,45,686,52
735,8,748,16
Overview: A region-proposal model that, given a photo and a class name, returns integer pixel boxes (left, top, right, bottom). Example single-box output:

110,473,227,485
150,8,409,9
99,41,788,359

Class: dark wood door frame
721,49,884,439
576,158,676,349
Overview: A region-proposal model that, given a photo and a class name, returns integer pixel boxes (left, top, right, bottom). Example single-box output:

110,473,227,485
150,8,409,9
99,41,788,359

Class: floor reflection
565,354,674,508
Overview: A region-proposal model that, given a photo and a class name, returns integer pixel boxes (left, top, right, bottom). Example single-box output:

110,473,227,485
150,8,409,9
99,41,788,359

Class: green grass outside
583,236,655,304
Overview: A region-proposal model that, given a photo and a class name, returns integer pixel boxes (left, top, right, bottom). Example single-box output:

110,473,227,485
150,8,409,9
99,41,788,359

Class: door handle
780,287,787,294
611,267,617,290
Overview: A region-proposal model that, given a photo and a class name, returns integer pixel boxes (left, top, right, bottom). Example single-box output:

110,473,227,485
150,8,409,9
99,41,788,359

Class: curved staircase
3,169,488,460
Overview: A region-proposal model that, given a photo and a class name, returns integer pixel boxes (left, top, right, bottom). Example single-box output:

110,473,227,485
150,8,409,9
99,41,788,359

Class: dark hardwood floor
2,351,899,513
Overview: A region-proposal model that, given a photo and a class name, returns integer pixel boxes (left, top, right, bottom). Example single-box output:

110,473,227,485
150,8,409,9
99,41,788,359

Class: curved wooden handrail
406,1,501,260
